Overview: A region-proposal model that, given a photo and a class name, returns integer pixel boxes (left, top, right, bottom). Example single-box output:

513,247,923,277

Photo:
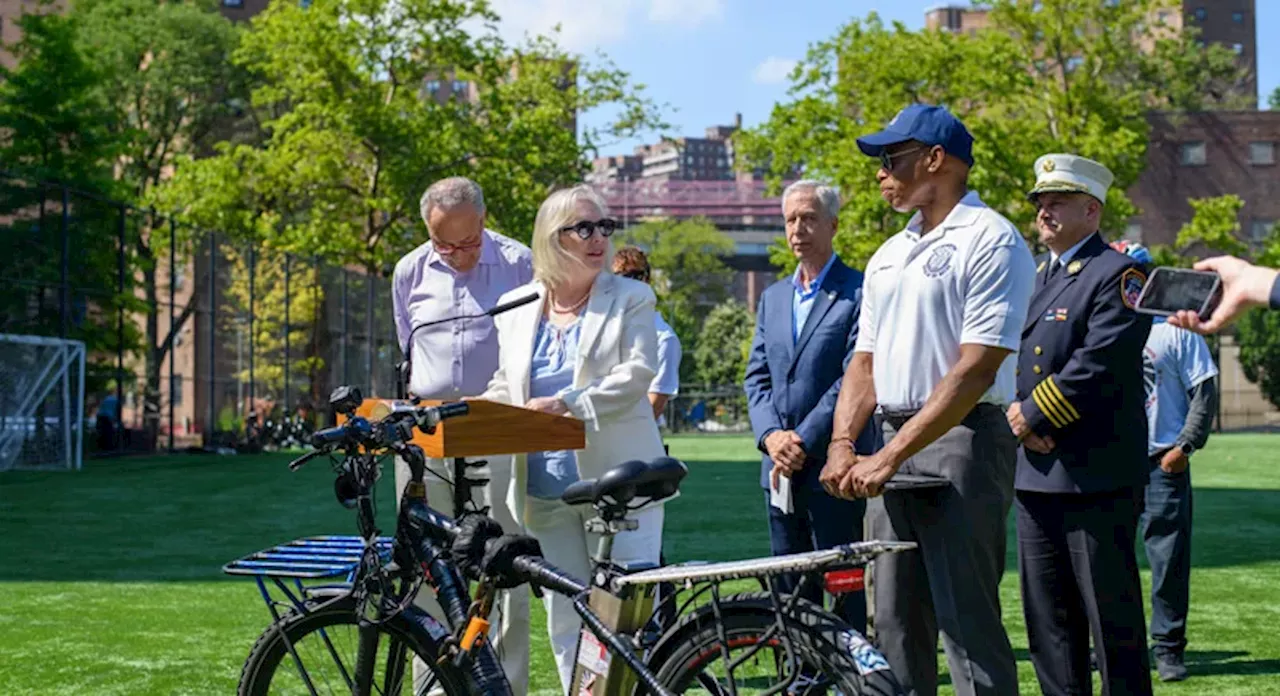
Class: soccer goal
0,334,86,471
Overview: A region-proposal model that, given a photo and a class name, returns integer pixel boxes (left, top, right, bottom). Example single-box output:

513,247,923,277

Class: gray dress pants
867,404,1019,696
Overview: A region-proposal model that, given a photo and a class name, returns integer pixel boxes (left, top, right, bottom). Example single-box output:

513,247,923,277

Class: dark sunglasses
618,269,649,282
559,218,619,239
879,145,928,173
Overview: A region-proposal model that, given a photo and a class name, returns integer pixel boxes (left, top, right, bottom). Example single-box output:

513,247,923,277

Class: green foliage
1269,86,1280,110
1234,223,1280,410
616,218,735,379
0,10,120,188
1148,195,1248,266
218,248,325,403
1235,307,1280,410
49,0,248,444
73,0,246,202
736,0,1243,268
1173,195,1248,256
692,299,755,387
0,9,133,393
157,0,665,274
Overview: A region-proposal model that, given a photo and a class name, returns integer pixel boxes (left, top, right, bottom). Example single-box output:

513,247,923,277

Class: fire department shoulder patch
1120,268,1145,310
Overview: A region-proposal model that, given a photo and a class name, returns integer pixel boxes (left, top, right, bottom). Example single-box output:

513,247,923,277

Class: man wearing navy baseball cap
855,102,976,170
823,103,1033,696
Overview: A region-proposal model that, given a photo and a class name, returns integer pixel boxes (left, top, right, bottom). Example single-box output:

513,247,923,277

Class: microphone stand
394,292,540,516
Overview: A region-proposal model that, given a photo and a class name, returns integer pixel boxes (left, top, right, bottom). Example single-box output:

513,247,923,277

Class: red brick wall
1128,111,1280,249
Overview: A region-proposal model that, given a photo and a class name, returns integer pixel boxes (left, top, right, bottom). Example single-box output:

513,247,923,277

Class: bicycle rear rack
223,535,393,620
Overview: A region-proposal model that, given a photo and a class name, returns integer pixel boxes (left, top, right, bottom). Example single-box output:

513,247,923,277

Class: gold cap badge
1042,159,1055,172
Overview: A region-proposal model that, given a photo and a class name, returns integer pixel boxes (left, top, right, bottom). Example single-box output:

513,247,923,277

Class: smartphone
1134,267,1223,320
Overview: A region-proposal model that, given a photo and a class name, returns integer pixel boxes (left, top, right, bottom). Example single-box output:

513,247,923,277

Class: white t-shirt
854,191,1037,411
1143,321,1217,455
651,313,681,396
651,313,682,427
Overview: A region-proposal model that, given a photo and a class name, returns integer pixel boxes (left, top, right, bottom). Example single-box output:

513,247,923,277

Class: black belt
879,407,921,429
879,403,1004,429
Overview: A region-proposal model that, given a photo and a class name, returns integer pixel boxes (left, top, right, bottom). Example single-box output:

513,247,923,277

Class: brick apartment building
589,114,748,183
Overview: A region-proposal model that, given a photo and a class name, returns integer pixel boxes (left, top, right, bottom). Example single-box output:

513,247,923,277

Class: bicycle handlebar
511,555,589,597
287,401,471,470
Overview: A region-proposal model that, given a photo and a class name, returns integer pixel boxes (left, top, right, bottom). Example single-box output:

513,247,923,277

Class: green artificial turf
1,433,1279,694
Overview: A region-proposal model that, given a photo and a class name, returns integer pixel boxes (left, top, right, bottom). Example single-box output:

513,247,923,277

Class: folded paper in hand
770,472,793,514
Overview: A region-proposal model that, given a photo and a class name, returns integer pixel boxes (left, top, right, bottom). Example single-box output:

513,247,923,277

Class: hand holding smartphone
1134,267,1223,321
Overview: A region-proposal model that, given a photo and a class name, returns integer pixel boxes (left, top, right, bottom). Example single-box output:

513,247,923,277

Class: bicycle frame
235,393,910,696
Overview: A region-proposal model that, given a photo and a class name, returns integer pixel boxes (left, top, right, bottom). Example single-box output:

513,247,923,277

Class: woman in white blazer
479,184,667,693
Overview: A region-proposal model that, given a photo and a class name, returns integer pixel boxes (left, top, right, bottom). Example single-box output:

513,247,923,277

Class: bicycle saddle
560,457,688,508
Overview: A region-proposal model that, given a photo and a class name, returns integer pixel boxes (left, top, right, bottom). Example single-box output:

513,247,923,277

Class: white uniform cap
1028,154,1114,204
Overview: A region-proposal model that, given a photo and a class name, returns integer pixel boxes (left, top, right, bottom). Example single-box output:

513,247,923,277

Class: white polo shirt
854,191,1036,411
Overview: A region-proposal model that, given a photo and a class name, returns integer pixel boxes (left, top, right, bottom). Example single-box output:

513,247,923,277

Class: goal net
0,334,85,471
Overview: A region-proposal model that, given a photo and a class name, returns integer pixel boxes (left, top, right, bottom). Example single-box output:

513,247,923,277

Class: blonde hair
531,184,612,289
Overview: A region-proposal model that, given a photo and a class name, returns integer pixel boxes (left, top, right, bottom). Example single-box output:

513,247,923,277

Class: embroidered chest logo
922,243,958,278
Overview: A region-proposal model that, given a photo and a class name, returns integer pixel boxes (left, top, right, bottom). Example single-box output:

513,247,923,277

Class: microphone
398,292,540,398
485,292,540,317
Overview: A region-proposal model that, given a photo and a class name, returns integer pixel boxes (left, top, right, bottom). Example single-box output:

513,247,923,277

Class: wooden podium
351,398,585,457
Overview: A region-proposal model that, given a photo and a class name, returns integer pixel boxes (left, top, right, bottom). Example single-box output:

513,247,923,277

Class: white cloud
752,56,797,85
484,0,638,53
480,0,722,53
648,0,723,27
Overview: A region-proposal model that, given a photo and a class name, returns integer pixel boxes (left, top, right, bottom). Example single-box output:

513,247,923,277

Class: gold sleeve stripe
1043,375,1081,421
1031,384,1067,429
1032,380,1078,427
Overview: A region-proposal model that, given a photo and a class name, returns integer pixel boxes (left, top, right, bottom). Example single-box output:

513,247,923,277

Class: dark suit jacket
745,257,880,490
1015,233,1153,494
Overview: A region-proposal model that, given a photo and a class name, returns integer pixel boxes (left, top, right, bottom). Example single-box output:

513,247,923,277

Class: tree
158,0,664,275
616,217,735,380
218,247,325,411
1236,307,1280,410
1269,86,1280,110
0,9,132,393
1233,223,1280,410
66,0,246,445
692,299,755,388
736,1,1244,270
1148,195,1248,268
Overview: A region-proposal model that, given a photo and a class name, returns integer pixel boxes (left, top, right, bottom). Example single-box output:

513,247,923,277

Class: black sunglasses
559,218,619,239
879,145,928,173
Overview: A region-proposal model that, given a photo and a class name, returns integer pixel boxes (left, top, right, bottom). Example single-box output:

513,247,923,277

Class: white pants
394,455,531,696
523,496,665,695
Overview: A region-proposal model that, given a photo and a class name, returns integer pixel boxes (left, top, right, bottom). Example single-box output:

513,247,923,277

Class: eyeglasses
879,146,928,173
618,269,649,282
559,218,620,239
432,236,483,254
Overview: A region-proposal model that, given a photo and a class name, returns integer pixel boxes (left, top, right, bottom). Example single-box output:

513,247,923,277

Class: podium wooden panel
350,398,585,458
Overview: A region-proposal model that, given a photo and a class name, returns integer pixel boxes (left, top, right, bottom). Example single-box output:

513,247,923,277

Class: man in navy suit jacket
744,180,879,633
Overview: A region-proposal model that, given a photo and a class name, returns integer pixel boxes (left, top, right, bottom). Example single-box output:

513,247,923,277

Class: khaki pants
394,455,531,696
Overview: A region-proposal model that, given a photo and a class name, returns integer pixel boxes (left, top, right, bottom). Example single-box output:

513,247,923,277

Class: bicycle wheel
238,596,471,696
648,592,904,695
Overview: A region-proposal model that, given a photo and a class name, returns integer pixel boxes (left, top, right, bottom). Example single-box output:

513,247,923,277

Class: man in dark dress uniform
1006,154,1155,696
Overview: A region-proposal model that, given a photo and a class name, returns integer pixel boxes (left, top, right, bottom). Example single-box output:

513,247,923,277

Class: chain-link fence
0,172,398,456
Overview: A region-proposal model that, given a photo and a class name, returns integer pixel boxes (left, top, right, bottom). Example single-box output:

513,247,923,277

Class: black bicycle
228,386,913,695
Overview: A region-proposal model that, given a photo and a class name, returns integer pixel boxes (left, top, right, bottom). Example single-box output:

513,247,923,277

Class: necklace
550,290,589,315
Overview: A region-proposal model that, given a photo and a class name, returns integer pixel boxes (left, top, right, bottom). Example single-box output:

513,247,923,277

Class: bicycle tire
647,592,904,695
238,596,472,696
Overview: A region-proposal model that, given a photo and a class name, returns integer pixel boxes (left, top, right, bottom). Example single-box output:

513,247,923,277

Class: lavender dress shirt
392,229,533,399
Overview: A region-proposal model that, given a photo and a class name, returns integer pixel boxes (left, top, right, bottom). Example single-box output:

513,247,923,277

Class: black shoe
1155,651,1188,682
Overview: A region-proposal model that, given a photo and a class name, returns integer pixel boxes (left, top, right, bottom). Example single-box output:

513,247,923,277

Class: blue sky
488,0,1279,157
